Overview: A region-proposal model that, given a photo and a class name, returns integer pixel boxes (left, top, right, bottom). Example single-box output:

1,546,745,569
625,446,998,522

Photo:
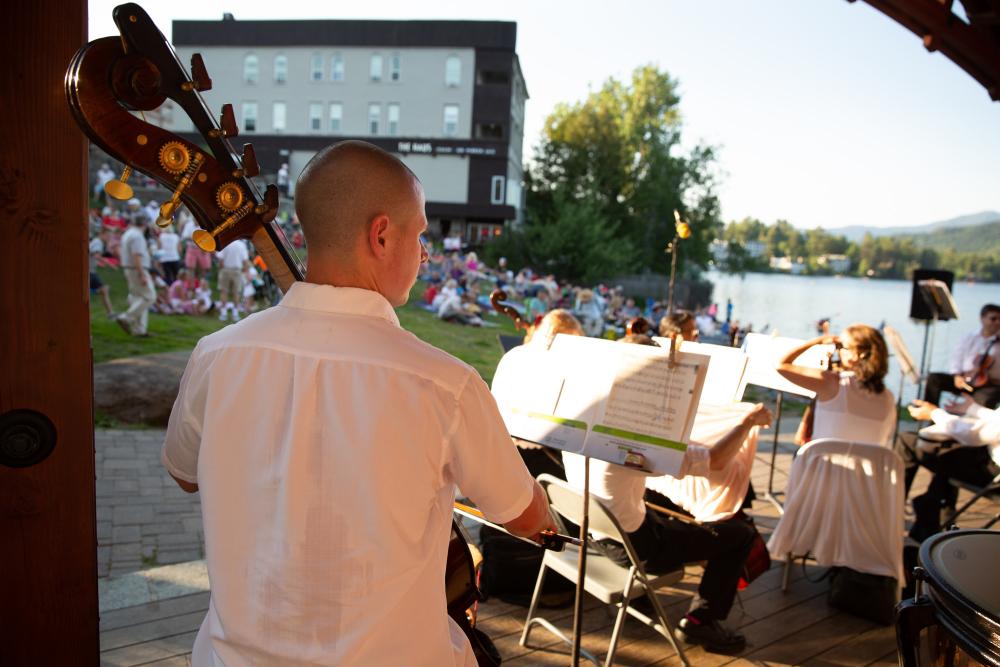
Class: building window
273,55,287,84
241,102,257,133
368,103,381,134
389,52,401,81
387,103,399,136
476,122,504,140
370,54,383,82
445,55,461,87
310,53,323,81
443,104,459,137
272,101,286,133
243,54,258,84
491,176,505,204
329,103,342,132
331,53,344,81
308,102,322,131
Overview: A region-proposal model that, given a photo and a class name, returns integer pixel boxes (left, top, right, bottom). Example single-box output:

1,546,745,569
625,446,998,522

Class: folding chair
520,474,689,667
943,470,1000,529
766,439,906,591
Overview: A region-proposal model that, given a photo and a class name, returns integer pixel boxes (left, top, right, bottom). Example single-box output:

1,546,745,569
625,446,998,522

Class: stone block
157,548,202,565
111,542,141,560
112,525,142,543
113,504,155,525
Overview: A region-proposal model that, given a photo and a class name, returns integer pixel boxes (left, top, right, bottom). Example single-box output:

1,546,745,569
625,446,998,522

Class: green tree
484,194,634,284
526,65,721,278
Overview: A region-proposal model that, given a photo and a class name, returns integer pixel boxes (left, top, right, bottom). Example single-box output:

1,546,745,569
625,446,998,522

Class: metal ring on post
0,409,58,468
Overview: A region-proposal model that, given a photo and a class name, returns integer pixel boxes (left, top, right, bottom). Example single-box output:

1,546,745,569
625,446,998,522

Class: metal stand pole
571,456,590,665
918,320,931,399
893,369,905,445
763,390,785,513
666,234,679,314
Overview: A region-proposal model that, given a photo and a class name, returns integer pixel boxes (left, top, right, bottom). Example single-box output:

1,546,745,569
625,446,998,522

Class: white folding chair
520,474,689,667
766,438,906,590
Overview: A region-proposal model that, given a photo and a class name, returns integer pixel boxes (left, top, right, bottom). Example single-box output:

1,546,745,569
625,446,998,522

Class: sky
89,0,1000,230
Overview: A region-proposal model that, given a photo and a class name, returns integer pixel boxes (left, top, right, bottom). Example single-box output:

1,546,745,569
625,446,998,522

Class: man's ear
367,214,390,257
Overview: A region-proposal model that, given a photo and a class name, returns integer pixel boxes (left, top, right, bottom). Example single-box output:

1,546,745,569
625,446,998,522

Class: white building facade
167,17,528,244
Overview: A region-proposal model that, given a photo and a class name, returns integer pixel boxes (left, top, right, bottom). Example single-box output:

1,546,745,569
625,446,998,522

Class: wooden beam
859,0,1000,101
0,1,99,664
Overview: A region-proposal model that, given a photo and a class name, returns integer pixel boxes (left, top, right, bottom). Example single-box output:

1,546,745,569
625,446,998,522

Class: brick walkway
96,430,203,578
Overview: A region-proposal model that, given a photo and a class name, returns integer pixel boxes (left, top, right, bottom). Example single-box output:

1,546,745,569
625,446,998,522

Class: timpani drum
895,529,1000,666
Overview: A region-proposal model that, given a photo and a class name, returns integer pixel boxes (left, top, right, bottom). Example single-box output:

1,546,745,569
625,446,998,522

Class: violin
490,289,531,332
964,336,997,389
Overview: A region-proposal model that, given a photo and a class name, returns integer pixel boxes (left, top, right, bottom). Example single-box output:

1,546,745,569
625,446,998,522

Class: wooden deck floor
98,436,999,666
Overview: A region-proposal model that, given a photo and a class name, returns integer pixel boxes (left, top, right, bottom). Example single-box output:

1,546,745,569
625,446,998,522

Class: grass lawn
91,267,520,382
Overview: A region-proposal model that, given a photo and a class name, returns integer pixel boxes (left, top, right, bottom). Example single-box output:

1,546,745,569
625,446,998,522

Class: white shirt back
812,372,896,446
162,284,534,666
119,226,150,268
217,239,249,269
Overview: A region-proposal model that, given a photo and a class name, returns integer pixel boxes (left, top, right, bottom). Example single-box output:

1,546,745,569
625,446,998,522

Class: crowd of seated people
416,240,752,343
88,199,275,327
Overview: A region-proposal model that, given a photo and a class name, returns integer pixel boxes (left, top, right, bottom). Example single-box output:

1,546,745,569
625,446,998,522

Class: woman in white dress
777,324,896,446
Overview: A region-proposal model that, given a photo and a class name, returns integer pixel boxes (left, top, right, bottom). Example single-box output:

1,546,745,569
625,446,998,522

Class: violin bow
453,502,581,551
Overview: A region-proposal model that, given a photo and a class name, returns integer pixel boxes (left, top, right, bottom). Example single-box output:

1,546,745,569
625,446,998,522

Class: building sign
397,140,499,157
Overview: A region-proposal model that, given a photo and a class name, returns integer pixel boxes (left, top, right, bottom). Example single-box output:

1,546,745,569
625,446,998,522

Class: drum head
926,532,1000,617
920,530,1000,664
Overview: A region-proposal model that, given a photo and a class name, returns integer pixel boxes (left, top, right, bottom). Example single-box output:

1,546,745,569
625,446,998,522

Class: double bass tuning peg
104,165,134,200
235,144,259,179
181,53,212,92
209,104,238,139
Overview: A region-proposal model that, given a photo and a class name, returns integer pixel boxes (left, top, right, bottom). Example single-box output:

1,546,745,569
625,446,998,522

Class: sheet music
741,333,834,398
491,335,708,475
661,339,748,405
603,345,698,440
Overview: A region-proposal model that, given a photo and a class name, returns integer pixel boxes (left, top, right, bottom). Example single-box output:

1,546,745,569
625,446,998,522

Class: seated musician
899,397,1000,542
776,324,896,447
563,333,773,653
659,310,699,342
511,309,587,480
923,303,1000,409
160,141,556,666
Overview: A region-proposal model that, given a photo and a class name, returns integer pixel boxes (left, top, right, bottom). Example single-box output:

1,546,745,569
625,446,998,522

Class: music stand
741,334,830,513
883,325,920,443
916,279,959,399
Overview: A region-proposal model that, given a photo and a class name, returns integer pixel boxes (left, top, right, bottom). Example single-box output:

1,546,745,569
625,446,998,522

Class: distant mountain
824,211,1000,242
897,220,1000,255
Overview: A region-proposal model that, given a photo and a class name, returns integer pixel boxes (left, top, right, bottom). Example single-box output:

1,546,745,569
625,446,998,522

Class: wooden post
0,1,99,664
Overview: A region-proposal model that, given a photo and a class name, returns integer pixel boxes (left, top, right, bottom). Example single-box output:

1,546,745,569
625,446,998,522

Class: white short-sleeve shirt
162,283,534,666
216,239,249,269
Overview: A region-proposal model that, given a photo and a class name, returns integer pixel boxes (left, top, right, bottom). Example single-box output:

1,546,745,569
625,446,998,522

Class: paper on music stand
654,338,749,405
491,335,709,476
917,279,960,321
883,325,919,385
740,333,836,398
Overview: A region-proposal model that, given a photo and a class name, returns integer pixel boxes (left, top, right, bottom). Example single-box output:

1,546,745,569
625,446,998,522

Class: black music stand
916,279,959,400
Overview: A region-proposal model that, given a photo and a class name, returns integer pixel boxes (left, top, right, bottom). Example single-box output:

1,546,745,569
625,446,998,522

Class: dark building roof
172,18,517,51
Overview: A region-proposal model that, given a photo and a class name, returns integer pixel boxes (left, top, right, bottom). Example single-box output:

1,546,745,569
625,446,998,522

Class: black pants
161,260,180,286
597,511,755,621
923,372,1000,409
896,431,999,542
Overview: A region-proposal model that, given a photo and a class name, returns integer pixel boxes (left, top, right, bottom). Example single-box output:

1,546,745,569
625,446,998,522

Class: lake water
704,271,998,404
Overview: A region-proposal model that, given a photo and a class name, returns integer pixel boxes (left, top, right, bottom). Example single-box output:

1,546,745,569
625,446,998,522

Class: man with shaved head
162,141,555,666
